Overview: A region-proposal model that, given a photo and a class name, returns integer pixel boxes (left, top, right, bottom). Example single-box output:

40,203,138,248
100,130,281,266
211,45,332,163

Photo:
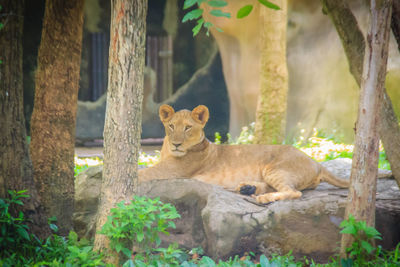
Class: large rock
73,165,103,239
73,159,399,261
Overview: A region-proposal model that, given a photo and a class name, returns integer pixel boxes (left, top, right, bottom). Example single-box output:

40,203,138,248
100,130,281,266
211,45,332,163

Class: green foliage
182,8,204,22
209,9,231,18
325,150,390,171
182,0,222,36
236,0,280,19
99,196,181,265
2,192,400,266
214,132,222,144
0,191,104,266
74,164,90,176
180,252,302,267
214,122,255,145
32,231,105,267
228,122,255,144
340,214,382,265
257,0,280,10
237,5,253,19
182,0,280,35
0,190,31,256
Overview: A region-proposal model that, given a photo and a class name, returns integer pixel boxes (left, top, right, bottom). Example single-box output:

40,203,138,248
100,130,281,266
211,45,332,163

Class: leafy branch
182,0,280,36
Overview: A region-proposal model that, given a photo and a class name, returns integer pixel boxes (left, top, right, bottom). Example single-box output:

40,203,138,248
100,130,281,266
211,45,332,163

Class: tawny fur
139,105,349,203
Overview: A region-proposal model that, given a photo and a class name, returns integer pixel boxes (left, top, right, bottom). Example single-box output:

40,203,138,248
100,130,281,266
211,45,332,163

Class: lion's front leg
138,161,186,182
256,169,303,203
255,190,302,204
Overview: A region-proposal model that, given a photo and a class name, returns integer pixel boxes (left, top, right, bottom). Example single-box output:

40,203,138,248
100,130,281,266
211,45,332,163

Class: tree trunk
340,0,392,256
0,0,50,238
253,0,288,144
29,0,84,235
93,0,147,264
321,0,400,189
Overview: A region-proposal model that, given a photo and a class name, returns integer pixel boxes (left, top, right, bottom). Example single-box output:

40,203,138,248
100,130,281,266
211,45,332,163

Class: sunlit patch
299,137,354,162
74,156,103,167
138,151,160,167
74,156,103,176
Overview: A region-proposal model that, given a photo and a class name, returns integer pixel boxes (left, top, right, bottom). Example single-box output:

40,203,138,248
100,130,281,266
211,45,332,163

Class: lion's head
159,104,209,157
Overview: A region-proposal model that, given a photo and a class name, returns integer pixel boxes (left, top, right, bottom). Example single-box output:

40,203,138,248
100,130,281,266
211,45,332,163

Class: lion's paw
256,194,277,204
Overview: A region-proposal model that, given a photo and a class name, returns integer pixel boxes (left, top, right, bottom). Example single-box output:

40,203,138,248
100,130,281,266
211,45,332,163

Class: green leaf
199,256,216,266
115,242,123,253
122,247,132,258
14,200,23,205
192,18,204,36
259,254,270,267
137,231,144,242
183,0,198,9
17,227,30,241
182,8,204,22
123,259,135,267
340,225,357,236
68,231,78,244
258,0,280,10
209,9,231,18
50,223,59,233
204,22,213,29
207,0,227,7
361,240,374,254
237,5,253,19
340,258,353,267
364,226,381,239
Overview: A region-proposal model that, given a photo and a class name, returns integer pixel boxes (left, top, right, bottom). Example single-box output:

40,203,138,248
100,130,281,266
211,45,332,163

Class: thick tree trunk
321,0,400,189
93,0,147,264
30,0,84,235
253,0,288,144
0,0,49,238
340,0,392,256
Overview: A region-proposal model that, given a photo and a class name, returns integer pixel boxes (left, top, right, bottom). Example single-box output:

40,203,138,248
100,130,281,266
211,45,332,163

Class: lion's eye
169,124,174,131
185,125,192,131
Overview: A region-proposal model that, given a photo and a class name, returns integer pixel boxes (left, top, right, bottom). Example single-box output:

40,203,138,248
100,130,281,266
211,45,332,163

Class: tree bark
340,0,392,256
253,0,288,144
321,0,400,189
29,0,84,235
0,0,50,238
93,0,147,264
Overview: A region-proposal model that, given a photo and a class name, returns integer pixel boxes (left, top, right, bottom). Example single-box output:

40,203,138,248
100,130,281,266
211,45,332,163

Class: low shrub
0,190,105,266
2,191,399,267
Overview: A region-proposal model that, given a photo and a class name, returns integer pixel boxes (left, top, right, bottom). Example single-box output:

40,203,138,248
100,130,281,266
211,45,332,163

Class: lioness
139,104,349,203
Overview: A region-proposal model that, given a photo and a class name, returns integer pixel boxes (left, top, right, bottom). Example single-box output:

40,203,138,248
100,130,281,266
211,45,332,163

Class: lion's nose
172,142,182,149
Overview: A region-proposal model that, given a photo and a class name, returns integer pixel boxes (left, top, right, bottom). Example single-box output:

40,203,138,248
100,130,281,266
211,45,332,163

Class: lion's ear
191,105,209,126
159,104,175,123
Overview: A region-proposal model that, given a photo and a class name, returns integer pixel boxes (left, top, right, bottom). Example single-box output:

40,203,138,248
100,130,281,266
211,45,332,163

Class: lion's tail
321,168,349,188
